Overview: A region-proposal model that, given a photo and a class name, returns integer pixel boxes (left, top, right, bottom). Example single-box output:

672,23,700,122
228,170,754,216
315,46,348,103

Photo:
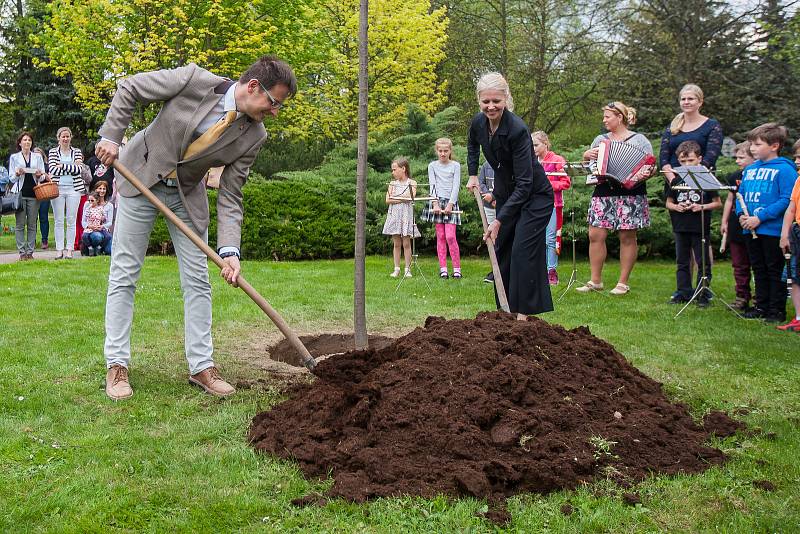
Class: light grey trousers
104,181,214,375
15,196,40,254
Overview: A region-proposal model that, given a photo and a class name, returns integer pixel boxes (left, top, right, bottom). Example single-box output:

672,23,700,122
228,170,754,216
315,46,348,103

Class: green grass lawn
0,254,798,532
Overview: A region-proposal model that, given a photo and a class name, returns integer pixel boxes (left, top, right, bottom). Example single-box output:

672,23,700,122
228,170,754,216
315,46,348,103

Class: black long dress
467,110,554,315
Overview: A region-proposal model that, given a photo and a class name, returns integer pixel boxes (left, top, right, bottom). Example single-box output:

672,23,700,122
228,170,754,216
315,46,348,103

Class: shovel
472,188,510,312
112,161,316,371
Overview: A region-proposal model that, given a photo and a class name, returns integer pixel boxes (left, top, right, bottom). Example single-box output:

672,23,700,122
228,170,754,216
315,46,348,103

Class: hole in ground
268,333,394,367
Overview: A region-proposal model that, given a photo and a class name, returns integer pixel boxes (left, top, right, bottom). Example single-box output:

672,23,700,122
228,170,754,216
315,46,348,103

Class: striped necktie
165,110,237,179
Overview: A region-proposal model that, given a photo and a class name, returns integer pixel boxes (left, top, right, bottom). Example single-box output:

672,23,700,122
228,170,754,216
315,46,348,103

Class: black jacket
467,110,552,224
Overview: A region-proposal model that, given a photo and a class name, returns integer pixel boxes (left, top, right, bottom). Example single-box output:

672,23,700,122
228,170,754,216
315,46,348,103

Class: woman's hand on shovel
221,256,241,287
483,219,501,243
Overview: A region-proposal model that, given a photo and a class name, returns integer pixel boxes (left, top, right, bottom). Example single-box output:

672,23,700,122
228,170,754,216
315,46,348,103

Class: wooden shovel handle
472,187,510,313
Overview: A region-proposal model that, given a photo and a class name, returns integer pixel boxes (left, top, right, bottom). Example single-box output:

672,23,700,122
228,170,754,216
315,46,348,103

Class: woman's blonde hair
434,137,454,160
669,84,704,135
531,131,551,149
476,72,514,112
604,101,637,126
56,126,72,140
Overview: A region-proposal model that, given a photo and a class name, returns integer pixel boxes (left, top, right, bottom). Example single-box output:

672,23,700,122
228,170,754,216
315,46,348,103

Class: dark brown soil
753,479,776,491
269,333,394,367
703,410,747,438
622,492,641,506
249,312,741,507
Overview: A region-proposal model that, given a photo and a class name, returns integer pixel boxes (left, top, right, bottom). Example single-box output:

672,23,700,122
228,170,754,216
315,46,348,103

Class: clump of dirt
752,480,776,492
622,492,641,506
703,410,747,438
249,311,741,509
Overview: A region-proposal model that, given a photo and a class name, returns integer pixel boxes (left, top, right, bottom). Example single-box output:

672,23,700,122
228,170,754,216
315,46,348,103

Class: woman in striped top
48,127,85,259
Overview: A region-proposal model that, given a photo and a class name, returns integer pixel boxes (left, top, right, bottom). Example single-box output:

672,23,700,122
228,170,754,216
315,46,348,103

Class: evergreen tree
0,0,89,150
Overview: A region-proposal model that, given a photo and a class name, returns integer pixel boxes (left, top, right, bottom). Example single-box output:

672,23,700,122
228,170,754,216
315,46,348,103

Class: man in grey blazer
95,56,296,400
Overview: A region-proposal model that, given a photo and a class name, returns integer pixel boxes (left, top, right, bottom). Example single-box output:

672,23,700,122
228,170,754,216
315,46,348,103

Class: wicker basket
33,180,59,201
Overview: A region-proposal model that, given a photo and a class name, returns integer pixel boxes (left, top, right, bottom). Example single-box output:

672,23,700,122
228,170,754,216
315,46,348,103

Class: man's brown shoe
189,366,235,397
105,364,133,400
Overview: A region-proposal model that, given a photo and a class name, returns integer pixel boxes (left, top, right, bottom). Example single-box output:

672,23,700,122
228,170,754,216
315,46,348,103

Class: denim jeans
545,207,558,270
38,199,50,243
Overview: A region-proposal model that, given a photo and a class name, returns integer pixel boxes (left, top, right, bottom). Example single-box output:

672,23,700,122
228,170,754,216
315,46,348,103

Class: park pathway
0,249,88,264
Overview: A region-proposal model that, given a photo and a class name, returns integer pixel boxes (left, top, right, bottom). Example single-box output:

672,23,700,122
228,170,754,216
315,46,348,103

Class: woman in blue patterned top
660,84,724,185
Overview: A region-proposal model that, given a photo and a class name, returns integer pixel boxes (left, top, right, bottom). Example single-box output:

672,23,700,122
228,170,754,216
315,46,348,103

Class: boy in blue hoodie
736,123,797,322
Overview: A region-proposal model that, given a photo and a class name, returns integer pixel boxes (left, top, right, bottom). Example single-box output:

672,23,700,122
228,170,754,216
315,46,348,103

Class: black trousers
674,231,712,298
494,195,554,315
744,234,786,318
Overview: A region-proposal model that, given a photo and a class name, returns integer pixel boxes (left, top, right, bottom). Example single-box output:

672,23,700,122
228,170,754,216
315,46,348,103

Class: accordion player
589,139,657,190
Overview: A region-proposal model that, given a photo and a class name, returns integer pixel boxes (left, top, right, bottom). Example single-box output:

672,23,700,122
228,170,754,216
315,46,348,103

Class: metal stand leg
558,200,578,301
675,203,741,318
395,234,431,292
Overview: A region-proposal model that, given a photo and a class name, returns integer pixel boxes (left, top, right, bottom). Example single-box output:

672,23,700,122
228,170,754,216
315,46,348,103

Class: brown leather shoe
105,364,133,400
189,367,235,397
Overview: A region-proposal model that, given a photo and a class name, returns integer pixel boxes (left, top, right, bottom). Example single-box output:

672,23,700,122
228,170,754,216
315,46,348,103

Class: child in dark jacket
736,123,797,322
665,140,721,306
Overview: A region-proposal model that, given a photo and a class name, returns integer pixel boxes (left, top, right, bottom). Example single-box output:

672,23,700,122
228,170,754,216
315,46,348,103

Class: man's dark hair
676,140,702,159
240,55,297,97
747,122,787,148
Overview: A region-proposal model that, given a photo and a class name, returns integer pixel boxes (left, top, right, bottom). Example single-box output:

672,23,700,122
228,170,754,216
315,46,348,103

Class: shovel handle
472,188,510,313
112,161,316,370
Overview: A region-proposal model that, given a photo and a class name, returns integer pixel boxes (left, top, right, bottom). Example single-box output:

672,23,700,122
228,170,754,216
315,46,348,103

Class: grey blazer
98,63,267,249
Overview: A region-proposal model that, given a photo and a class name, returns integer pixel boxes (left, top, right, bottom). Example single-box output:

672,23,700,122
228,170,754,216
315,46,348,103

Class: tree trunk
353,0,369,350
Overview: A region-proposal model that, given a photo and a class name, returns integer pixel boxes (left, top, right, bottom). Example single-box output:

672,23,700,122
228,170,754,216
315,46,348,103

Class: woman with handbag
8,131,46,260
48,126,84,259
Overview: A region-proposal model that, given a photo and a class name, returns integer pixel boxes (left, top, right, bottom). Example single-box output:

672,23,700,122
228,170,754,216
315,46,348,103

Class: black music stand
558,161,592,300
670,166,737,318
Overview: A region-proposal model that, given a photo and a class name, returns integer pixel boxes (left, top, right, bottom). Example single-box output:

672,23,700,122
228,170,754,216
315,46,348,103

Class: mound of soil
249,312,740,505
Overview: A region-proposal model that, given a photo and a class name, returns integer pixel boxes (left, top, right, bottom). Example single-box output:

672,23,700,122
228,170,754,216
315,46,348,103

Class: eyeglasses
606,102,623,115
257,80,284,110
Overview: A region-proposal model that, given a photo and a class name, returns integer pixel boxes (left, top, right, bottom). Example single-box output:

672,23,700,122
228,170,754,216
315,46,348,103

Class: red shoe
776,318,800,332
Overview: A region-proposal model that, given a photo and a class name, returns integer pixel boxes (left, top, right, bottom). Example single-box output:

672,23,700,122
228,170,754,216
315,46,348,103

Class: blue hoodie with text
735,156,797,237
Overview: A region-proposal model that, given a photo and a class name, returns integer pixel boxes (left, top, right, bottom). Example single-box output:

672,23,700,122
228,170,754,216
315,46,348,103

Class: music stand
670,166,738,318
558,161,592,300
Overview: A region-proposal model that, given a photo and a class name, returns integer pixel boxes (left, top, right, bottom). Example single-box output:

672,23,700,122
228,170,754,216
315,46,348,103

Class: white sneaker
404,269,412,278
390,268,401,278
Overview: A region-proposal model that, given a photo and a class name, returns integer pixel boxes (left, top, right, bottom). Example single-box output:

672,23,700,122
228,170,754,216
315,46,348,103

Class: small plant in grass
589,436,620,461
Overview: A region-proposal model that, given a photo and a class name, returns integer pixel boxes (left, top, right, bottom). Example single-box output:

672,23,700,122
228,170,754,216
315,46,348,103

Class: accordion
590,139,657,190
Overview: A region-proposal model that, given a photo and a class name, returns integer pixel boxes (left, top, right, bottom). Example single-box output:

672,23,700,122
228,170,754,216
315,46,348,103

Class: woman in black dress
466,72,554,318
